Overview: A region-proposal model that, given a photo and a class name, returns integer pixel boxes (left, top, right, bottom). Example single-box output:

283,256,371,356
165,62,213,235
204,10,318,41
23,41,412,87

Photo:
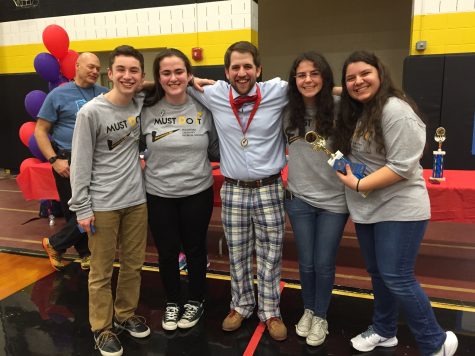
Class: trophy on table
429,127,446,183
304,131,369,197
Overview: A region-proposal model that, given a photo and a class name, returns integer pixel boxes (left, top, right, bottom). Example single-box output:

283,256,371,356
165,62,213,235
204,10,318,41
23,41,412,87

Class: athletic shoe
114,315,150,338
295,309,314,337
80,255,90,270
94,329,123,356
306,316,329,346
177,300,204,329
162,303,181,331
351,325,398,352
42,237,64,271
432,331,458,356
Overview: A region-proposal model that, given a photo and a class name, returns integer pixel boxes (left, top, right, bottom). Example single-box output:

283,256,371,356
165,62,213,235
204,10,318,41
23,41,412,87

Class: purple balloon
48,75,68,91
28,134,46,161
24,90,47,118
34,52,60,82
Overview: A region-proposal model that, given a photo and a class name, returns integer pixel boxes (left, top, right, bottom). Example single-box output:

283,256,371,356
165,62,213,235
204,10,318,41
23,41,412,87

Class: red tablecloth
16,163,475,223
423,170,475,223
16,162,59,201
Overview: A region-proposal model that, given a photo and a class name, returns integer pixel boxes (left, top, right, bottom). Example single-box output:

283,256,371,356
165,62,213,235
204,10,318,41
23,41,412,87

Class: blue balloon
28,134,47,161
34,52,60,82
24,90,47,118
48,75,68,91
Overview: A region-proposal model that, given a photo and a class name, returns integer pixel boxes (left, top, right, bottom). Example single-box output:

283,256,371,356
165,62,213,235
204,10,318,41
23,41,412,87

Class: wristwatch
48,155,58,164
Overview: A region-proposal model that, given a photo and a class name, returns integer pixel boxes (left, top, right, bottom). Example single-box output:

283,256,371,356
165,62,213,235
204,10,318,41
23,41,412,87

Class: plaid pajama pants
221,178,285,322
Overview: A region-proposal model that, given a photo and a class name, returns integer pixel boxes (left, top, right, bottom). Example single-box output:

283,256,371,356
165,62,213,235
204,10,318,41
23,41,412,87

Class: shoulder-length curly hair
285,51,335,142
334,51,419,155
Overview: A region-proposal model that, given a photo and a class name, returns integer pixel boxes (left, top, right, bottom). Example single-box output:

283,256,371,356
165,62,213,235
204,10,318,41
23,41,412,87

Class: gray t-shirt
141,96,219,198
283,98,348,214
346,97,430,223
69,94,146,220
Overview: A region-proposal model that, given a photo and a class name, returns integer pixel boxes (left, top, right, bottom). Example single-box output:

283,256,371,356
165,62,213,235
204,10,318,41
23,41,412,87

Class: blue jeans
356,220,446,355
285,196,348,318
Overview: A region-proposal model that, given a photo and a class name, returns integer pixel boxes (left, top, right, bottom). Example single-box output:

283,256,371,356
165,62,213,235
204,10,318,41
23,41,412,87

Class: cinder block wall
0,0,258,75
411,0,475,55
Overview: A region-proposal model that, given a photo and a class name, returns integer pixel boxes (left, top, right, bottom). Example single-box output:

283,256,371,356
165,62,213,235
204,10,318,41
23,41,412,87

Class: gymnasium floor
1,174,475,355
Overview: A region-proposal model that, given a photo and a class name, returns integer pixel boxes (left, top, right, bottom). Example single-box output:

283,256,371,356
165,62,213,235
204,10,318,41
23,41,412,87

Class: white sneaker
432,331,458,356
295,309,314,337
306,316,329,346
351,325,398,352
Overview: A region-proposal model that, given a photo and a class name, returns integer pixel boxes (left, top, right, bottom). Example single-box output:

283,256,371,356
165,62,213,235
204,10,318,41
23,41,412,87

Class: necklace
75,84,96,102
229,85,262,148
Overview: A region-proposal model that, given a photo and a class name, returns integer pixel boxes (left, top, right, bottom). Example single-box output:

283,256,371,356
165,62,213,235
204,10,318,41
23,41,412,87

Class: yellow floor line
84,261,475,313
284,280,475,312
0,189,21,193
0,236,43,244
0,207,37,213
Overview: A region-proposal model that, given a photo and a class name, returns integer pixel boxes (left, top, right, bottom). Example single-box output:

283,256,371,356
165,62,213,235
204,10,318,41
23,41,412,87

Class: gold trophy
304,131,366,178
305,131,369,197
429,127,446,183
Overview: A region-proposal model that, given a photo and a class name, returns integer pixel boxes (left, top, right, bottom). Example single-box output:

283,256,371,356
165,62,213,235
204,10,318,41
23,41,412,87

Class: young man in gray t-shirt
69,45,149,356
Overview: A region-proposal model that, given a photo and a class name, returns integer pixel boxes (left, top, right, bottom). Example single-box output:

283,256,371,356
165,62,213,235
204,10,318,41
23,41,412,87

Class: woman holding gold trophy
334,51,457,355
283,51,349,347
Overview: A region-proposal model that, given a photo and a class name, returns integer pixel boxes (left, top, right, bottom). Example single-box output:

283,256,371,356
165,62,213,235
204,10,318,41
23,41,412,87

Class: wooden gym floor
1,174,475,355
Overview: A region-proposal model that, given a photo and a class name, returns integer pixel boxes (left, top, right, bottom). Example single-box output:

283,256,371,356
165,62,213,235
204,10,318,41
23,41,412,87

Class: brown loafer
266,317,287,341
222,309,245,331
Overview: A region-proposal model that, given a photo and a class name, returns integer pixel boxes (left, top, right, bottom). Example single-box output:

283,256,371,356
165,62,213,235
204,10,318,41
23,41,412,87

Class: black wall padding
403,54,475,170
440,54,475,170
0,0,224,22
193,65,226,82
0,74,49,173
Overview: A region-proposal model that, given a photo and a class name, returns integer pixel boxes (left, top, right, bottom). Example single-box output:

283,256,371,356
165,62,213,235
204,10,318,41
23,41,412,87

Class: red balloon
60,50,78,80
42,25,69,60
20,157,42,174
19,121,36,147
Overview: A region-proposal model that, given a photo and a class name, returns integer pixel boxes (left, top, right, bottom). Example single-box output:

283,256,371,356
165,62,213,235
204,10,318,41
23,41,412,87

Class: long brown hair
285,51,335,142
334,51,420,155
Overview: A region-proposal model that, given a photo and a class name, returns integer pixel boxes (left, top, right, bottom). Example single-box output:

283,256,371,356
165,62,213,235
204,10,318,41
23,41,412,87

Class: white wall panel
440,0,458,13
0,1,255,46
457,0,475,11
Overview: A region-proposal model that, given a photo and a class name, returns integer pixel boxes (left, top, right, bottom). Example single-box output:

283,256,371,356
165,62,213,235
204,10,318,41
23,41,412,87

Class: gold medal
240,137,248,147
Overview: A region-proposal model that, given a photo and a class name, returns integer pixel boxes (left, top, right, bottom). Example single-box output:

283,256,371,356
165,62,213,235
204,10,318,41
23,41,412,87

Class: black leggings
147,186,213,303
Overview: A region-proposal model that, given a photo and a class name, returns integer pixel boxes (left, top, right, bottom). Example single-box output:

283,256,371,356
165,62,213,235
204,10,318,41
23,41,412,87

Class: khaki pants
88,203,147,332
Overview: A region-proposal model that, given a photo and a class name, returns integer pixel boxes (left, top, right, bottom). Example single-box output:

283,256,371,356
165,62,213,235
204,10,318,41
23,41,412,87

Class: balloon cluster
19,25,76,166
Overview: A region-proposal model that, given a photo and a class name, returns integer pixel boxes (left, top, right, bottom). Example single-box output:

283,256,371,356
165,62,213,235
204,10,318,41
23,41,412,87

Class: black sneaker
177,300,204,329
114,315,150,338
162,302,181,331
94,329,123,356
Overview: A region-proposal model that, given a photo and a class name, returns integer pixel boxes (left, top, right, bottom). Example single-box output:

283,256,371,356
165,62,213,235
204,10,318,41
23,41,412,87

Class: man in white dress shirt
191,41,288,341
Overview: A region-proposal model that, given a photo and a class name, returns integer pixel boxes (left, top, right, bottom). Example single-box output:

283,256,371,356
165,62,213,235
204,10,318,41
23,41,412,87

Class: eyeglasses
294,71,321,80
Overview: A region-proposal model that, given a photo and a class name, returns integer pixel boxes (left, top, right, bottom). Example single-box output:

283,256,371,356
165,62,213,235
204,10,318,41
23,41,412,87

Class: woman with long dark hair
283,51,348,346
334,50,457,356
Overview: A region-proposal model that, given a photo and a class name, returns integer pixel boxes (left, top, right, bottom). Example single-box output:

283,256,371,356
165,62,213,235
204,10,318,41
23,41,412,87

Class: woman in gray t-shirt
334,51,457,356
141,49,219,333
283,51,349,347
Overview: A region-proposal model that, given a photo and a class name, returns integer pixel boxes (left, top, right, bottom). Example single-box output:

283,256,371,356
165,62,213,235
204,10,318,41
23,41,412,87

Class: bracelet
356,179,361,192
